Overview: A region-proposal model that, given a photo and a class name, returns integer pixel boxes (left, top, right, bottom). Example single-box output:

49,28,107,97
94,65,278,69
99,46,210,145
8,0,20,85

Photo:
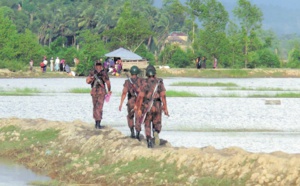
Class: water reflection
0,158,51,186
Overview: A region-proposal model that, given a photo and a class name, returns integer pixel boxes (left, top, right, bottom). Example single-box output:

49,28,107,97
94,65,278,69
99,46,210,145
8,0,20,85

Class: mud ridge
0,118,300,185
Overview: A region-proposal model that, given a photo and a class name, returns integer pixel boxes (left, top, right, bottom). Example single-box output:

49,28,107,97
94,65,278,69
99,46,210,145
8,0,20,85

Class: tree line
1,0,300,74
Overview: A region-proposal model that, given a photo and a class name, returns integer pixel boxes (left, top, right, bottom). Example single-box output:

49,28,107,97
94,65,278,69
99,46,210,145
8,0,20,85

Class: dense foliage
0,0,299,73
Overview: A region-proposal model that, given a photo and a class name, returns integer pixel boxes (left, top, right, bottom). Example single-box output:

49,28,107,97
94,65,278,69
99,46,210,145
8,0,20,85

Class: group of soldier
86,61,169,148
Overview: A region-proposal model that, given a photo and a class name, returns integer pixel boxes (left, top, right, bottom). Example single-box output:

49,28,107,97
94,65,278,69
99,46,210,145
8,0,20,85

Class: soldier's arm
119,85,128,111
134,91,144,117
160,91,169,116
105,80,111,93
86,72,94,84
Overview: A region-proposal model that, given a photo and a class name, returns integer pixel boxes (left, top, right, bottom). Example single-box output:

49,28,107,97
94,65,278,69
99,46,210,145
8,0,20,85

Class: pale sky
153,0,300,35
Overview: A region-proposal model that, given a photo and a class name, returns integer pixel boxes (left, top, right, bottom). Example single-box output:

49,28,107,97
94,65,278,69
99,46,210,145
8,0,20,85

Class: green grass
156,68,252,78
68,88,91,93
0,87,41,96
196,92,300,98
96,157,244,185
28,180,61,186
166,90,199,97
170,82,238,87
223,87,296,91
275,92,300,98
97,157,187,185
248,92,300,98
0,126,60,151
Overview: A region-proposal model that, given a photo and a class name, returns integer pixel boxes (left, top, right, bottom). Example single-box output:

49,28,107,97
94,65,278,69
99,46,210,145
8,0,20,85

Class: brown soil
1,118,300,185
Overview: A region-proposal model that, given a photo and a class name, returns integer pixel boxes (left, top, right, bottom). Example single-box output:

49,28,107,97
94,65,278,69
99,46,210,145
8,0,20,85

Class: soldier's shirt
89,69,110,95
123,77,143,98
140,78,166,100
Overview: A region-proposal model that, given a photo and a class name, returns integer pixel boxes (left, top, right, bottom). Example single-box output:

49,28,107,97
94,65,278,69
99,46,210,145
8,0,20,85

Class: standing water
1,77,300,153
0,158,51,186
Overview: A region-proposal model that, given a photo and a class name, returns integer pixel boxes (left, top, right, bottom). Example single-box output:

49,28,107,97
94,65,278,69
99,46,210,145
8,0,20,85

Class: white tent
104,47,143,60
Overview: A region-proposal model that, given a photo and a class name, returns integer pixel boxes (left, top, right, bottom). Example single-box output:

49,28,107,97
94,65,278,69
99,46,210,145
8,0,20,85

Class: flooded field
1,77,300,153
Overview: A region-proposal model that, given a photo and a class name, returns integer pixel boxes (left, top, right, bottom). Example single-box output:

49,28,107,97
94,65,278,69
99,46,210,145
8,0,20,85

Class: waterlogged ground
1,77,300,153
0,158,51,186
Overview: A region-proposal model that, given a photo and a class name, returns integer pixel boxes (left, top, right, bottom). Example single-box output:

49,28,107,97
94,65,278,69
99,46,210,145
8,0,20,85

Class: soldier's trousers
92,94,105,121
127,97,141,132
143,101,162,139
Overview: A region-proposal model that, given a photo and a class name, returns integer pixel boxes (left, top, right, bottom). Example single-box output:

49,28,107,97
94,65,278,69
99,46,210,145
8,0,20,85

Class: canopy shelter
104,48,148,76
104,47,143,60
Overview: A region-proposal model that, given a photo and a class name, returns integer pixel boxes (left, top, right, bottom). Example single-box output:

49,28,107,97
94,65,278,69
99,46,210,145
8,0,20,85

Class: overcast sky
153,0,300,35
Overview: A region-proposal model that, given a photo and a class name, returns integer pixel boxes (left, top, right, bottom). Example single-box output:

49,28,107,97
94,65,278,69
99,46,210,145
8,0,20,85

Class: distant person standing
103,58,110,72
65,63,71,73
60,59,65,71
74,57,79,70
55,57,60,71
86,61,112,129
196,57,201,69
50,57,54,71
109,58,115,68
201,56,206,69
43,57,48,72
213,55,218,69
29,59,33,71
117,58,123,74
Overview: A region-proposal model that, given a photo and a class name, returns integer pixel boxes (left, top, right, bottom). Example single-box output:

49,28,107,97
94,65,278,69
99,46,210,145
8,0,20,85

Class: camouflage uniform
122,77,143,136
87,67,110,128
139,77,166,144
90,69,109,120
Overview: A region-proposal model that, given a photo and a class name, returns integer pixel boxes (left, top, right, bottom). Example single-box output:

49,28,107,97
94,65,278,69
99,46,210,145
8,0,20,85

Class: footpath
0,118,300,185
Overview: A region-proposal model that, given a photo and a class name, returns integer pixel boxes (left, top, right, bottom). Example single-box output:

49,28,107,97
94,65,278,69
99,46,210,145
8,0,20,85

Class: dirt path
0,118,300,185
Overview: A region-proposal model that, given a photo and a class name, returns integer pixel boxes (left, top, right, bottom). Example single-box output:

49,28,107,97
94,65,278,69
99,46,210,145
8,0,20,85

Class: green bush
0,60,27,72
287,48,300,68
135,44,155,65
248,49,280,68
76,60,94,76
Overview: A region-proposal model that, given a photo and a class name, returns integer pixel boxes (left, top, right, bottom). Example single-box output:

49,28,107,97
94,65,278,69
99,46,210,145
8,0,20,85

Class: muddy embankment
0,118,300,186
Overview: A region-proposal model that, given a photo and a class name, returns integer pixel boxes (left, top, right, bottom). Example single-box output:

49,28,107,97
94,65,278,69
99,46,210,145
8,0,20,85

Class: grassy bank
170,82,238,87
0,119,247,186
155,68,300,78
1,68,300,78
0,88,41,96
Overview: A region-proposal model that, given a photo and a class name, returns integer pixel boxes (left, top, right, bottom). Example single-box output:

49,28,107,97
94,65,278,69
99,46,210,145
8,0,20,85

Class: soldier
86,61,112,129
119,66,143,140
135,66,169,148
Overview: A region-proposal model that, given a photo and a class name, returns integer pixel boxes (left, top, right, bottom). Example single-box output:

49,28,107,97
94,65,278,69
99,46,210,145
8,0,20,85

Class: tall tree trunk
30,14,34,25
147,36,152,49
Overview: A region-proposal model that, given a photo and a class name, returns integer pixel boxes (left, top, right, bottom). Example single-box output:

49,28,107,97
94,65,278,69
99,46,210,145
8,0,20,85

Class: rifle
93,72,104,88
139,79,161,125
94,72,111,102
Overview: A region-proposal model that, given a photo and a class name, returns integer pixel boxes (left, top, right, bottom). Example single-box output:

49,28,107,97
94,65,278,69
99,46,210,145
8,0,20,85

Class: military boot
153,131,160,146
147,138,153,148
96,120,103,129
95,120,98,129
136,131,141,141
130,127,135,138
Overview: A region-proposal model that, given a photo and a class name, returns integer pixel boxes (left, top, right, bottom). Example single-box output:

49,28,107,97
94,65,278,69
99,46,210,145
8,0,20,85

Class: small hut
105,47,148,70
